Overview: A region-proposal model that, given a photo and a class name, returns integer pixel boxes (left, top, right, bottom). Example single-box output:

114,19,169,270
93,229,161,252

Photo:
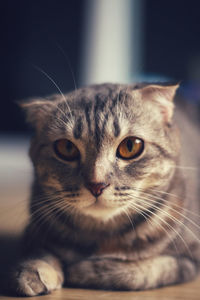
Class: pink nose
86,182,109,197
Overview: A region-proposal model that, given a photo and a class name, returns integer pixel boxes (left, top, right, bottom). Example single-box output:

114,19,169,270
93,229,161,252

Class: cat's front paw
12,259,63,296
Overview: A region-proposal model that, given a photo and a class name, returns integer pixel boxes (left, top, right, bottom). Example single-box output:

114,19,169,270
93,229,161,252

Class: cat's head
22,83,180,222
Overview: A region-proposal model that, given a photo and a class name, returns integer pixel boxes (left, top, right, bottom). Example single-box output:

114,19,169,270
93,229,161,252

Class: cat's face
24,83,180,222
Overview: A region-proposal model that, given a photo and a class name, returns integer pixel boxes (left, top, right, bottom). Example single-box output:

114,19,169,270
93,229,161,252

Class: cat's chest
93,234,146,261
49,233,138,262
93,227,167,261
95,237,132,259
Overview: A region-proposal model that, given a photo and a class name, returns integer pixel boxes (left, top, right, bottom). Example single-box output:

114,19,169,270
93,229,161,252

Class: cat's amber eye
54,139,80,161
116,137,144,160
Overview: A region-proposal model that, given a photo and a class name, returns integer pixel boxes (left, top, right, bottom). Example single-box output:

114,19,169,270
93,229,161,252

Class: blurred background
0,0,200,134
0,0,200,233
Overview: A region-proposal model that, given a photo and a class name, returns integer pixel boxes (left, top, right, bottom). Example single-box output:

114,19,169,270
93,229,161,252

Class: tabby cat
11,83,200,296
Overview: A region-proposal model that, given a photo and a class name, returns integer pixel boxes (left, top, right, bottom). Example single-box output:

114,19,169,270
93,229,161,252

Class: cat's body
11,83,200,296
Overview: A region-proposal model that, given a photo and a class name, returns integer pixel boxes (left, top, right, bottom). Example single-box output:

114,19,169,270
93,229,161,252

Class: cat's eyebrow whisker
33,65,66,103
128,198,193,258
35,96,74,131
51,113,72,129
54,42,77,91
33,64,74,126
49,103,74,129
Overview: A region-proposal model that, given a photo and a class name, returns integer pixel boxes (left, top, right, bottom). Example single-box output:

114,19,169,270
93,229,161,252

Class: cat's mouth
83,197,105,208
81,197,123,220
87,199,105,208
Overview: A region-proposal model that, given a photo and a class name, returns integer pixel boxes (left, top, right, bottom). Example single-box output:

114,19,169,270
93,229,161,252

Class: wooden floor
1,279,200,300
0,137,200,299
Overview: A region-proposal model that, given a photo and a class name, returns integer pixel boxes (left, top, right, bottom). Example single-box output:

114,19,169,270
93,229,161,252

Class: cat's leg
10,253,64,296
65,255,197,290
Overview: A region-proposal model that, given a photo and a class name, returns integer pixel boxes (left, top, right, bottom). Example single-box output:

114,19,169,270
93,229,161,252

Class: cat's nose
86,182,109,197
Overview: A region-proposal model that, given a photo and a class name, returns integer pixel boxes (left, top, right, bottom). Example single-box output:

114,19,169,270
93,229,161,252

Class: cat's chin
81,201,122,221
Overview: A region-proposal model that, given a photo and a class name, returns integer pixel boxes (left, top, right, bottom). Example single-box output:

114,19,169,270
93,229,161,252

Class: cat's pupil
66,141,73,152
127,139,133,152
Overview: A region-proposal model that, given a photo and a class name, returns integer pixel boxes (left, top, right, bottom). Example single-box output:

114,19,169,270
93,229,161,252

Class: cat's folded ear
18,98,55,130
140,83,179,124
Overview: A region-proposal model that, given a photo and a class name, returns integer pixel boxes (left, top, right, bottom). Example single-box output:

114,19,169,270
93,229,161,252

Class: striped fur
11,83,200,296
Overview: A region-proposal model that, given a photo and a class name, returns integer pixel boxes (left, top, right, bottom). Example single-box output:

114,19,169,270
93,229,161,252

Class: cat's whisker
54,200,78,226
31,188,79,202
133,187,200,219
124,203,153,230
141,192,200,224
27,193,79,221
30,197,72,221
122,207,135,231
127,199,193,259
27,204,62,245
168,165,198,171
134,198,200,257
137,187,179,199
39,200,77,242
127,195,188,245
28,197,75,241
132,194,200,247
29,202,59,227
122,201,156,235
29,196,61,211
29,196,64,221
125,199,180,257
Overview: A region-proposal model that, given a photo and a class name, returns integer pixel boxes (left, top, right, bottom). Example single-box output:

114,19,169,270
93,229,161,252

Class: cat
10,82,200,296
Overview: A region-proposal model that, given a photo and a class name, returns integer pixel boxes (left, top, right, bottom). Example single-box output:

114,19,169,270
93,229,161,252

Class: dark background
1,0,200,133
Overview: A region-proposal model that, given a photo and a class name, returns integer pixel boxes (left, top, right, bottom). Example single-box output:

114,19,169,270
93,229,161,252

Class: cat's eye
54,139,80,161
116,137,144,160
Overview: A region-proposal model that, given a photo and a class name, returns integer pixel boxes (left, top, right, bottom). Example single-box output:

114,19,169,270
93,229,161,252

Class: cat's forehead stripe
84,102,92,134
93,93,121,144
73,116,83,139
113,117,121,137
